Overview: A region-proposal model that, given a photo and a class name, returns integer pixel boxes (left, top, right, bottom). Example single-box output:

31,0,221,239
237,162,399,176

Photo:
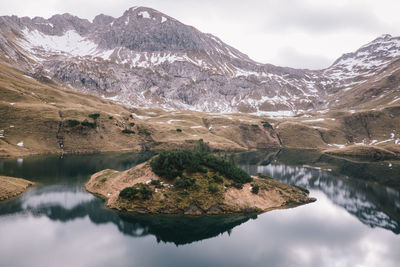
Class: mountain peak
377,34,393,40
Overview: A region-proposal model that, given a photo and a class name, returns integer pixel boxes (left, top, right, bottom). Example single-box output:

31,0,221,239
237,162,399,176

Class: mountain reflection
0,148,399,247
237,149,400,234
0,188,256,245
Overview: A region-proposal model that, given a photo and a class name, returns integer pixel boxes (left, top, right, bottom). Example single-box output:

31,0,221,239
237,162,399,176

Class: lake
0,149,399,267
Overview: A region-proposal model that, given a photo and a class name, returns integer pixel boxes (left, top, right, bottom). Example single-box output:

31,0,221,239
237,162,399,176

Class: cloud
272,46,333,70
264,1,388,34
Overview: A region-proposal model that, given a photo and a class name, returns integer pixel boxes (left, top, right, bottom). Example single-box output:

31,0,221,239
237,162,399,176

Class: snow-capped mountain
1,6,400,114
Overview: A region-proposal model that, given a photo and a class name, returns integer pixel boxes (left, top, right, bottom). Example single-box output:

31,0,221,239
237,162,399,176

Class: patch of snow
19,29,99,58
10,102,15,106
328,144,345,149
375,139,393,145
139,11,151,19
388,163,392,167
132,113,150,120
390,133,395,139
190,126,203,129
369,140,378,145
145,180,152,185
9,125,14,128
302,118,325,122
167,119,185,124
161,16,167,23
23,75,34,80
388,97,400,105
17,141,24,147
208,125,213,131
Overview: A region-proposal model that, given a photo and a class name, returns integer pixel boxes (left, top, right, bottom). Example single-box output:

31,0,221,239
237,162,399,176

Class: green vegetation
81,120,96,128
122,129,135,134
88,113,100,120
208,184,219,194
174,176,196,188
129,122,135,127
66,119,80,127
150,179,164,188
195,139,211,153
137,126,151,136
293,185,309,194
108,116,113,120
262,121,272,128
232,182,243,189
212,174,223,184
176,128,182,132
119,183,153,201
150,150,252,185
251,184,260,194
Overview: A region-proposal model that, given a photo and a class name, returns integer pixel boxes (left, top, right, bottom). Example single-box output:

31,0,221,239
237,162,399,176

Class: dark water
0,150,399,267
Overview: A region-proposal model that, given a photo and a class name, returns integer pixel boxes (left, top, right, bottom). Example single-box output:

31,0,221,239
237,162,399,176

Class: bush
119,183,153,201
150,179,164,188
138,126,151,136
81,120,96,128
150,151,206,180
293,185,309,194
232,182,243,189
262,121,272,128
194,139,211,153
174,176,196,188
129,122,135,127
208,185,219,194
212,174,223,184
150,150,252,185
129,114,133,118
176,128,182,132
122,129,135,134
66,119,80,127
251,184,260,194
88,113,100,120
108,116,113,120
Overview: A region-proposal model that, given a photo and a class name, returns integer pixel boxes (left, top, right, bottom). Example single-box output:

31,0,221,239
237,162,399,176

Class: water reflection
0,151,255,246
237,149,400,234
0,150,399,267
0,189,256,246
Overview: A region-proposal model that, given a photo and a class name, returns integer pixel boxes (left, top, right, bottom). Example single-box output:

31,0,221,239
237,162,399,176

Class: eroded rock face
85,161,315,215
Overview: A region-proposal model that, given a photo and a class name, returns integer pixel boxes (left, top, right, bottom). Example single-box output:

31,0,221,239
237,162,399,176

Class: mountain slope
0,7,399,114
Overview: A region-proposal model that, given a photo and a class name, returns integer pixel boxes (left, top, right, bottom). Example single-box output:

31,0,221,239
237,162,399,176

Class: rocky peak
93,14,115,25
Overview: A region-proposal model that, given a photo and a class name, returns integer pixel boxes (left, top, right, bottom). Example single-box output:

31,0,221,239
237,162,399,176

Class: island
86,151,316,215
0,175,34,201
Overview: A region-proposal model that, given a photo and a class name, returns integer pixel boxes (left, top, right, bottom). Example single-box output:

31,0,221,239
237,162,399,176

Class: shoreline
0,176,35,201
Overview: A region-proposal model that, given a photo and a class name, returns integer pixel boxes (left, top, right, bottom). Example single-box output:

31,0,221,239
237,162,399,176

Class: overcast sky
2,0,400,69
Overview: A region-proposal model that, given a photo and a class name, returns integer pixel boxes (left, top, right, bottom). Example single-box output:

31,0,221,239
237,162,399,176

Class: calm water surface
0,150,399,267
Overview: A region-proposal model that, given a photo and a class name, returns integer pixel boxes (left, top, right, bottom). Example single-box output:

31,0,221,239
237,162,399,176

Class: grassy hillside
0,63,282,157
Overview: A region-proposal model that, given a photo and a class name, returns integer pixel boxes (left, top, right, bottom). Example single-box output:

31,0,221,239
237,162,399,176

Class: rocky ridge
0,7,399,114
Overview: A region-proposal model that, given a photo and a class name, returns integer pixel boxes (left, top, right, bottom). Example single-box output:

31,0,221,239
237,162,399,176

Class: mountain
0,6,399,115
